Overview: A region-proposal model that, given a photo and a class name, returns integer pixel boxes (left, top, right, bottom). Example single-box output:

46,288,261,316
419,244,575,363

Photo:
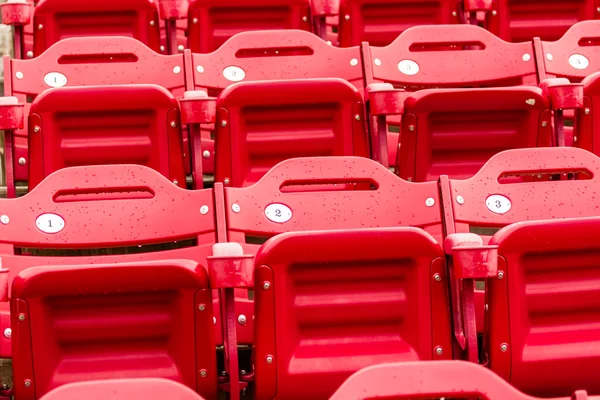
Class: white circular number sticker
265,203,292,223
223,66,246,82
569,54,589,70
485,195,512,215
44,72,68,88
35,213,65,234
398,60,420,76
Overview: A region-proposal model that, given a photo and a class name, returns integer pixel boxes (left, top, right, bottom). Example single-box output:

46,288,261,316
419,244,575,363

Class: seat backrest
445,147,600,238
338,0,462,47
32,0,161,56
214,78,368,187
0,164,217,400
397,86,552,182
188,29,364,95
488,217,600,397
4,36,186,182
27,84,186,190
186,0,312,53
487,0,597,43
223,156,444,252
535,20,600,83
253,228,450,399
363,24,538,89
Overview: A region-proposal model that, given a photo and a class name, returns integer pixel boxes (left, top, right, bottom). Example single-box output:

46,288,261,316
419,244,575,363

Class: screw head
425,197,435,207
0,215,9,225
37,24,43,30
350,58,358,67
18,157,26,166
203,150,210,158
546,53,553,61
238,314,247,325
497,270,505,279
240,370,247,375
17,313,25,322
200,369,207,377
198,304,206,311
173,66,181,74
33,126,40,133
434,346,443,355
344,14,350,20
193,17,198,23
522,53,531,62
456,195,465,205
408,125,415,132
500,343,508,352
196,65,204,73
26,51,33,59
224,178,230,185
177,45,185,52
24,379,31,388
170,121,177,128
160,45,165,52
232,203,241,213
3,328,11,339
172,180,179,185
541,121,548,127
263,281,271,290
452,11,457,17
150,20,155,26
492,10,497,16
354,114,361,121
302,16,308,22
585,108,591,115
213,317,216,325
15,71,23,79
221,120,228,127
433,273,441,282
265,355,274,364
374,58,382,66
200,205,209,215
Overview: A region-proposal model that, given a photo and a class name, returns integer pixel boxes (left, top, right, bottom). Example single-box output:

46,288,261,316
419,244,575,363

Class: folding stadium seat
2,0,162,58
2,36,188,195
475,0,599,43
337,0,464,47
184,29,365,178
361,24,582,178
253,228,449,400
26,84,187,191
0,164,218,399
40,379,206,400
533,21,600,153
215,156,451,398
330,361,600,400
186,0,317,53
441,147,600,393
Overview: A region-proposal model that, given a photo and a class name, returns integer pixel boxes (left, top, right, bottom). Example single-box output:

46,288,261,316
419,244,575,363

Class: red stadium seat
442,147,600,378
0,164,218,399
213,78,368,187
186,0,313,53
26,84,186,190
40,378,207,400
31,0,162,56
330,361,600,400
185,29,365,177
3,36,186,186
253,228,451,400
337,0,464,47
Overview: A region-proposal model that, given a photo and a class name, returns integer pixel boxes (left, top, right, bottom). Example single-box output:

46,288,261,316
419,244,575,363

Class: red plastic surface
397,86,552,181
32,0,161,56
253,228,451,400
488,0,599,43
489,217,600,397
214,78,368,187
39,378,206,400
1,0,31,25
337,0,463,47
186,0,312,53
27,84,186,190
4,36,186,182
330,360,599,400
0,164,218,399
11,260,214,400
